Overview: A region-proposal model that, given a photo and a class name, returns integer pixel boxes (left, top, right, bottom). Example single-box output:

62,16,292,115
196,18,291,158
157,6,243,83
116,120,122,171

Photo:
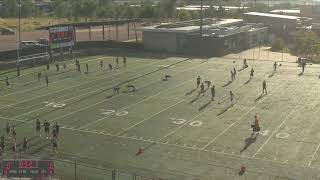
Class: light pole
17,0,21,66
200,0,203,39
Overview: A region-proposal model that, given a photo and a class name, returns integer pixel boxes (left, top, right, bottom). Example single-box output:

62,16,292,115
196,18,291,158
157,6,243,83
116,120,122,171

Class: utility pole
200,0,203,39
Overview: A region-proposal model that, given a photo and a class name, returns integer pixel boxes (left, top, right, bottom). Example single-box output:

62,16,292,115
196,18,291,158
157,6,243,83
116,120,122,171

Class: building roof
176,5,249,11
270,9,301,14
244,12,302,20
142,19,243,33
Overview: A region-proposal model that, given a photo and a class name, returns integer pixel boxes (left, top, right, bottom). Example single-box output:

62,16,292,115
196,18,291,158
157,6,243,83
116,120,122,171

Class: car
20,41,47,49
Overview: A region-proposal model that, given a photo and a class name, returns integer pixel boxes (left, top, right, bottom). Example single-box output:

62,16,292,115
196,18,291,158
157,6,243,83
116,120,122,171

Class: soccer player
45,75,49,87
77,63,81,72
231,71,234,81
211,85,215,101
54,122,60,139
113,87,120,94
100,60,103,70
0,136,5,153
116,57,119,68
12,140,17,153
86,63,89,73
37,72,42,82
23,137,28,152
205,81,211,89
230,90,234,103
17,65,20,77
233,68,237,78
123,57,127,67
127,85,136,92
273,62,277,71
63,63,67,69
251,115,260,135
196,76,201,88
52,128,57,140
11,125,16,140
250,68,254,79
36,119,41,137
56,63,59,72
163,75,172,81
109,64,113,71
200,83,205,96
5,77,10,88
243,59,248,68
262,80,267,94
302,61,306,73
47,63,50,70
6,122,10,136
43,120,50,139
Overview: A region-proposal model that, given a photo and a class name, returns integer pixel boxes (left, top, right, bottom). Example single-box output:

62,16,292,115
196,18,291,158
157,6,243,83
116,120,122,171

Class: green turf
1,54,320,180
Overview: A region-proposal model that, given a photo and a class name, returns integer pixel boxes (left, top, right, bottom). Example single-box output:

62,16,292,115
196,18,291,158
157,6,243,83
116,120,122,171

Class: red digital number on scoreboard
19,160,37,169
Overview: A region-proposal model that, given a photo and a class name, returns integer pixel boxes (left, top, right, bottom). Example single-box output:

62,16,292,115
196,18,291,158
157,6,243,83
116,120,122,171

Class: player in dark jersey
109,64,113,71
196,76,201,88
233,68,237,79
250,68,254,79
11,125,16,140
52,128,57,140
23,137,28,152
63,63,67,69
273,62,277,72
200,83,205,96
5,77,10,88
6,122,10,136
52,138,58,152
113,87,120,94
86,64,89,73
17,65,20,77
211,85,215,101
36,119,41,137
37,72,42,82
45,75,49,87
205,81,211,89
100,60,103,70
251,115,260,135
47,63,50,70
302,61,306,73
43,120,50,139
116,57,119,68
77,63,81,72
163,75,172,81
54,122,60,139
123,57,127,67
262,80,267,94
127,85,136,92
231,71,234,81
230,90,234,103
0,136,5,153
243,59,248,68
56,63,59,72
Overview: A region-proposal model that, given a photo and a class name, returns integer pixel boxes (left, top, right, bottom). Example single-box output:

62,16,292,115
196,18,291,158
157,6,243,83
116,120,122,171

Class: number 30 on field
170,118,202,127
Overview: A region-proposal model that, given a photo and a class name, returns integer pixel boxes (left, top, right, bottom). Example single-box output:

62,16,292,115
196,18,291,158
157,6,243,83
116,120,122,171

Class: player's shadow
217,103,234,116
185,88,197,96
240,135,258,153
298,72,304,76
222,81,233,87
255,93,266,102
199,101,211,111
244,79,251,85
189,94,201,104
269,71,276,78
238,67,247,72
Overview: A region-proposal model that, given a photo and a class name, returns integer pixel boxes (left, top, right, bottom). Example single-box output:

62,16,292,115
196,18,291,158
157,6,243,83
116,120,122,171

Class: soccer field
1,54,320,180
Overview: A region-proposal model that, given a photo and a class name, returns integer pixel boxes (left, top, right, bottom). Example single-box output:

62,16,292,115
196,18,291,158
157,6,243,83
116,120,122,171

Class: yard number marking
44,101,66,108
100,109,128,117
170,118,202,127
276,132,290,139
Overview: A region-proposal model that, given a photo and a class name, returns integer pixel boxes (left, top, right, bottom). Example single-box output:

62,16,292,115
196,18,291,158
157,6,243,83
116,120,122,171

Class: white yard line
9,60,163,118
200,80,287,151
252,82,318,158
308,144,320,167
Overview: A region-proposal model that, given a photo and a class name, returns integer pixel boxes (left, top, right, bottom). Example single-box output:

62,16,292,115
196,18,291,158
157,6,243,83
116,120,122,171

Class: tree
81,0,97,21
21,0,34,17
271,38,285,52
176,10,191,21
1,0,18,17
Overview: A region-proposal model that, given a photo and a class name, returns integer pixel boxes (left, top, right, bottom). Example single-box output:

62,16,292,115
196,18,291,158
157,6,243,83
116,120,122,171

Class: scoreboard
2,159,54,178
49,25,75,49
